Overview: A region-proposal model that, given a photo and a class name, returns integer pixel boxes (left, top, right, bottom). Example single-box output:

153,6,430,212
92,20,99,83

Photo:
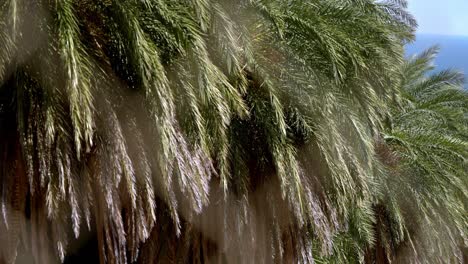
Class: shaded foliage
0,0,465,263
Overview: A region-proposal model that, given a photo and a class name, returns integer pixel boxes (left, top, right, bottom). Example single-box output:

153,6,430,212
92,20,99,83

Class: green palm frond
1,1,464,264
379,47,468,263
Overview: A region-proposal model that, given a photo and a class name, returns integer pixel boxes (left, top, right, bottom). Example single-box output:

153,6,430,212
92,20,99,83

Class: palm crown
0,0,465,263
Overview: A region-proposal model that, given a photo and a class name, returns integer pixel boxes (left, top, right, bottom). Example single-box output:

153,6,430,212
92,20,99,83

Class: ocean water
406,34,468,88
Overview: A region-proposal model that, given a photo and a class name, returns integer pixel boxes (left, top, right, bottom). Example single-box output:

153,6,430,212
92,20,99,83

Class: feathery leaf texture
0,0,465,263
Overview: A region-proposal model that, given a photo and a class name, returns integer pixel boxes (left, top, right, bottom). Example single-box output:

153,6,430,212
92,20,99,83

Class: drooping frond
1,1,463,264
378,48,468,263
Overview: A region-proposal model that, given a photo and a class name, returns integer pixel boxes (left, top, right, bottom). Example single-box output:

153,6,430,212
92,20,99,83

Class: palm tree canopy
0,0,465,263
380,47,467,263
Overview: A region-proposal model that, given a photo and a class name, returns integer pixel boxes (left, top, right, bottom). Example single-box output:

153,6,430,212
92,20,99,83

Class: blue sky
408,0,468,36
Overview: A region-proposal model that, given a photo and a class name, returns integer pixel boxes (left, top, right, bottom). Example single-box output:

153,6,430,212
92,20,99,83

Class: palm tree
373,47,467,263
2,0,462,264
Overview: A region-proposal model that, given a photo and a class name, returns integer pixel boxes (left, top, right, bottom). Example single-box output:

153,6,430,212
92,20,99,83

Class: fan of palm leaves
1,0,463,264
374,47,467,263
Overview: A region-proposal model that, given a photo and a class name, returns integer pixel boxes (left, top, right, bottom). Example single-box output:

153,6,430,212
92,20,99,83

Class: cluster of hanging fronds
377,47,468,263
0,0,465,263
